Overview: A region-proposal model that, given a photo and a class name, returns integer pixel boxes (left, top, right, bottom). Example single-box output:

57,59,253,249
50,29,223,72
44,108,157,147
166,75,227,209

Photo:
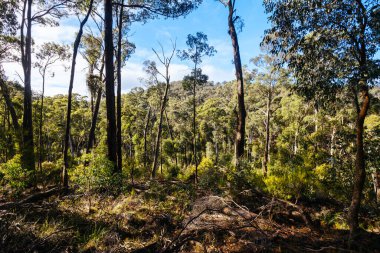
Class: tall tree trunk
86,87,102,153
0,77,21,145
348,80,370,239
86,59,104,153
22,0,36,176
263,87,272,176
330,126,336,157
116,1,124,172
104,0,117,172
165,110,178,166
151,80,170,178
38,72,46,172
193,76,198,183
63,0,94,189
348,9,370,239
143,106,151,169
227,0,246,167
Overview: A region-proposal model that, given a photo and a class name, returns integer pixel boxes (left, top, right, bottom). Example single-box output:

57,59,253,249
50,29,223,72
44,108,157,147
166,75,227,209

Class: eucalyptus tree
218,0,246,166
34,42,70,171
250,54,287,176
80,33,103,112
0,1,20,149
178,32,216,183
0,0,18,64
19,0,73,176
115,3,136,172
63,0,95,189
263,0,380,239
79,33,105,153
102,0,203,173
0,73,21,151
144,42,176,178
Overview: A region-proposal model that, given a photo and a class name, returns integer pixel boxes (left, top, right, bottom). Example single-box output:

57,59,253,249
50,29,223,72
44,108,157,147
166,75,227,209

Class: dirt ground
0,182,379,253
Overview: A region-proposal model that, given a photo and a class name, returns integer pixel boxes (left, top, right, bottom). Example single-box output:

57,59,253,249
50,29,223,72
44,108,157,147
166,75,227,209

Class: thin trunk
330,126,336,167
160,135,163,175
348,6,370,238
116,1,124,172
227,0,246,166
38,73,45,172
63,0,94,189
22,0,35,175
86,87,102,153
348,81,370,239
143,106,151,169
165,110,177,166
87,58,104,153
69,133,74,158
215,141,219,164
0,78,21,145
294,128,298,155
151,81,170,178
104,0,117,172
263,87,272,176
193,75,197,183
372,171,380,203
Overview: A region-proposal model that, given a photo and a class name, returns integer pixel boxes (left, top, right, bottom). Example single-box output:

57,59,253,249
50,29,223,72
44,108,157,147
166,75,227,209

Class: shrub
264,163,315,201
197,157,226,189
0,155,31,192
179,157,226,190
166,164,180,179
70,154,122,194
227,160,265,193
180,157,214,181
39,161,61,185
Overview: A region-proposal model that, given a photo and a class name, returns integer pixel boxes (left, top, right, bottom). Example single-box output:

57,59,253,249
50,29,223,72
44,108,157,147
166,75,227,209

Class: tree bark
193,72,198,183
165,110,178,166
38,72,46,172
104,0,118,172
227,0,246,167
0,77,22,147
348,80,370,239
116,1,124,172
63,0,94,189
143,106,151,169
86,87,102,153
263,86,272,176
348,2,370,239
151,81,170,178
86,59,104,153
22,0,35,175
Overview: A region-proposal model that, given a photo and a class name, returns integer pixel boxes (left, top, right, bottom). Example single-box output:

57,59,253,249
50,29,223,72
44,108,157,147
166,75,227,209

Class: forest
0,0,379,252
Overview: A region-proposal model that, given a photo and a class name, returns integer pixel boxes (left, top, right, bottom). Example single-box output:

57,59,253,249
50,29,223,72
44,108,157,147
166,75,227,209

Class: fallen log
0,187,63,210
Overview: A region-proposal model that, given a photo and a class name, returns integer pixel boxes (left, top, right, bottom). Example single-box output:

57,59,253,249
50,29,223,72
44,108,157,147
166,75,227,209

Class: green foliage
227,161,265,193
0,155,31,192
166,164,180,179
196,157,225,189
39,161,61,185
264,161,315,200
70,154,122,194
319,210,349,230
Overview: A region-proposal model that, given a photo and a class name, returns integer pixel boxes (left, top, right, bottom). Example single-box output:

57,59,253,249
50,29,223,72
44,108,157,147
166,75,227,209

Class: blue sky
4,1,270,96
125,1,270,87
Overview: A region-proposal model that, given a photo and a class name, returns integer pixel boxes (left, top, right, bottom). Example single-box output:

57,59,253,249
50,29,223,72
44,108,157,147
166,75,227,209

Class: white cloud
202,64,234,83
2,18,236,96
32,25,78,45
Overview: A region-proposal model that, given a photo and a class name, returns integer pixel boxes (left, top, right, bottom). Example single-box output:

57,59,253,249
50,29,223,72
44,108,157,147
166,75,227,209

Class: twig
304,246,352,252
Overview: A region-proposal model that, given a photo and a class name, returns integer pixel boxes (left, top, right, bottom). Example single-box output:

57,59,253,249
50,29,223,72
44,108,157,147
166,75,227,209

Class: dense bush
70,154,122,194
0,155,31,192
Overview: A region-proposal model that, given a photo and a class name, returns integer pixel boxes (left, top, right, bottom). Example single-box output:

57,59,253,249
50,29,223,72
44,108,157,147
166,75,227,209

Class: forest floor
0,181,379,253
